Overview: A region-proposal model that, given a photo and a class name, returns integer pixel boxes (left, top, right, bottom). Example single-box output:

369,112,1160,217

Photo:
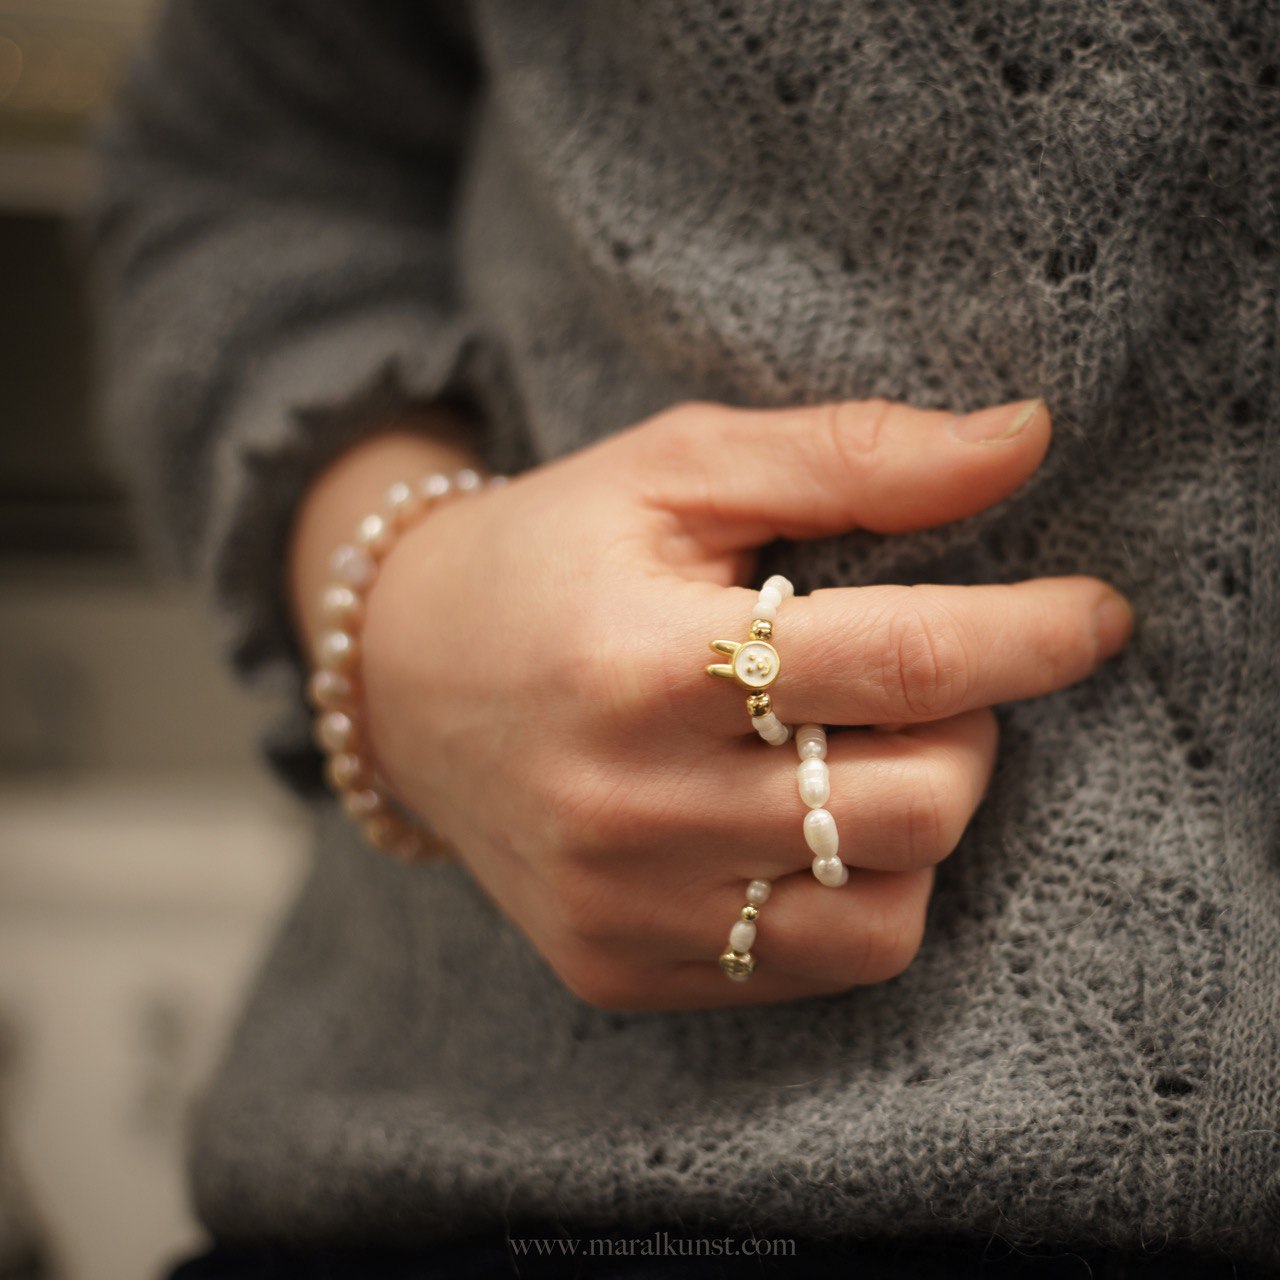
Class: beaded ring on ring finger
795,723,848,887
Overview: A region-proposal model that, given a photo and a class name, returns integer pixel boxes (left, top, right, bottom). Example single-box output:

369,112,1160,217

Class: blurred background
0,3,307,1277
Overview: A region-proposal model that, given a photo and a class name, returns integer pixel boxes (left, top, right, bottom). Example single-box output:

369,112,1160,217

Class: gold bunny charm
707,619,780,699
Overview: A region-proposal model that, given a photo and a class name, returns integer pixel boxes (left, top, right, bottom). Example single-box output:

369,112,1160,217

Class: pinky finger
640,866,934,1011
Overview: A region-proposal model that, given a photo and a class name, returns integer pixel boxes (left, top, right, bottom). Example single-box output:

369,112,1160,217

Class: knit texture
90,0,1280,1268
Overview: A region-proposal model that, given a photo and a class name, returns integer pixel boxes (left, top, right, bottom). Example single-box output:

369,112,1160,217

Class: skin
289,396,1133,1012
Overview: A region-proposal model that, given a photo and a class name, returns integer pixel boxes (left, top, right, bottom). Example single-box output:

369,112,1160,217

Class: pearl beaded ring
707,573,848,893
706,573,796,744
307,467,505,859
718,878,772,982
795,723,848,887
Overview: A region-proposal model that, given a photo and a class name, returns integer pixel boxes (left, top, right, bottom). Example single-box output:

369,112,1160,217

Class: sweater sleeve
88,0,484,792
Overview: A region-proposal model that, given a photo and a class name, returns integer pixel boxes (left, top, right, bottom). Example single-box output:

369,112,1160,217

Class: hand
356,397,1132,1010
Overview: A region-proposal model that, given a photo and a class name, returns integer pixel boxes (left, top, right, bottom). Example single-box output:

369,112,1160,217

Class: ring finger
602,707,998,898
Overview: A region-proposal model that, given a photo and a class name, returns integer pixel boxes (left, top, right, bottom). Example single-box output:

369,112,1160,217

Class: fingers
524,714,989,1013
561,866,936,1012
776,578,1133,727
710,864,936,986
681,576,1131,737
626,395,1051,554
752,711,998,874
598,710,998,883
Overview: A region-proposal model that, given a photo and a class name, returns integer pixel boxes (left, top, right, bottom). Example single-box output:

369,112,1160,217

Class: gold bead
746,692,772,718
740,903,759,922
750,619,773,641
718,948,756,981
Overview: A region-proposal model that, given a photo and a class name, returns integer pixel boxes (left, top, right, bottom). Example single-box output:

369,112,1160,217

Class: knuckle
547,865,617,946
629,400,731,518
646,399,723,459
813,397,895,483
573,643,631,729
578,624,666,739
551,944,651,1010
880,591,970,720
861,894,928,983
903,760,967,864
902,771,947,864
535,766,631,867
824,397,894,461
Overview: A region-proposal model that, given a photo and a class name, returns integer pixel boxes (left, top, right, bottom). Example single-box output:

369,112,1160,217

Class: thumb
624,396,1050,553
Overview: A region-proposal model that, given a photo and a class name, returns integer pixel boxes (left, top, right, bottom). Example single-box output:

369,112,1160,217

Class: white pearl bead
755,712,790,745
746,879,771,905
812,855,849,888
307,670,353,709
758,585,783,609
803,807,839,858
321,585,363,628
355,513,393,557
454,468,483,492
362,813,407,851
797,757,831,808
383,480,423,527
753,601,778,622
326,751,364,789
318,629,359,672
763,574,795,599
316,710,356,753
420,473,452,501
394,829,426,861
341,788,383,820
729,920,757,952
330,543,376,590
795,723,827,760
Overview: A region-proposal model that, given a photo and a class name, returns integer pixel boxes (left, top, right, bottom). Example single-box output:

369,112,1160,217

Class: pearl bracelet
306,466,505,860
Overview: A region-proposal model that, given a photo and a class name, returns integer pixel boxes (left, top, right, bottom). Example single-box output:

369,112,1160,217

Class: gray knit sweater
91,0,1280,1268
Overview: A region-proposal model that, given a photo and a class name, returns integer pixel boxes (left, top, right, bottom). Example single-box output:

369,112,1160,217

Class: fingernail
950,397,1044,444
1093,592,1134,662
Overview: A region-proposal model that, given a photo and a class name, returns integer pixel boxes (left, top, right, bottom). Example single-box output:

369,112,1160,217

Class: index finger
687,578,1132,736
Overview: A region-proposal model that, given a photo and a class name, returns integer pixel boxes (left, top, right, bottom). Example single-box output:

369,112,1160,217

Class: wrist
302,453,504,859
287,406,484,663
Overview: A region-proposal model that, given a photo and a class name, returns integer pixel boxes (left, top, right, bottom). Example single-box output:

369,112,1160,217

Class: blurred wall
0,5,306,1279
